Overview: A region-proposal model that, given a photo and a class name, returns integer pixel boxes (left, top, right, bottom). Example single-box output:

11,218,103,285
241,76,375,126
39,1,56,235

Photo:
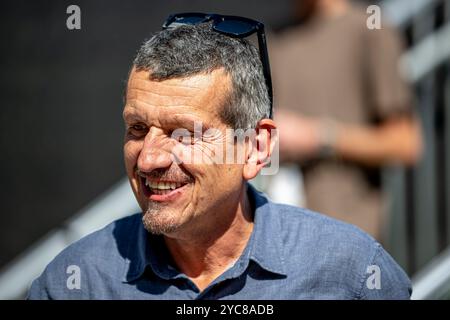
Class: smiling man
28,15,411,300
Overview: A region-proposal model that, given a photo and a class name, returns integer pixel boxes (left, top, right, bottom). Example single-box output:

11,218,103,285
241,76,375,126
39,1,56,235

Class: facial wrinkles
124,69,239,234
126,74,232,167
125,94,217,136
127,69,215,109
129,71,230,127
192,128,228,165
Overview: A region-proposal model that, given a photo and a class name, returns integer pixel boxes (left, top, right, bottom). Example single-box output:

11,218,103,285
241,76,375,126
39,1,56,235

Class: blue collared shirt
28,184,411,299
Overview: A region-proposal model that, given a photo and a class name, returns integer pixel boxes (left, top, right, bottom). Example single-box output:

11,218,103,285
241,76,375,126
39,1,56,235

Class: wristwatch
318,118,338,159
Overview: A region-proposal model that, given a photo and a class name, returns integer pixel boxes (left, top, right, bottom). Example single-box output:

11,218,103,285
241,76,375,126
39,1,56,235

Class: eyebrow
123,106,146,123
161,113,212,132
123,107,213,132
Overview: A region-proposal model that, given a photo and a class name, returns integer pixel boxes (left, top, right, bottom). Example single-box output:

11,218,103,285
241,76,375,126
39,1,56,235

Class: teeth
158,182,166,190
145,179,182,190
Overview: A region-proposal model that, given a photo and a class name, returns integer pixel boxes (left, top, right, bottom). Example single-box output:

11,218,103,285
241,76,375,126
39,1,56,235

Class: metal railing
411,246,450,299
0,178,138,299
380,0,450,299
381,0,450,278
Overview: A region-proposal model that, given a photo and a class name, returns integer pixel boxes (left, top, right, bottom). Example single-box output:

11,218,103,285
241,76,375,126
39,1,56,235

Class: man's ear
243,119,278,180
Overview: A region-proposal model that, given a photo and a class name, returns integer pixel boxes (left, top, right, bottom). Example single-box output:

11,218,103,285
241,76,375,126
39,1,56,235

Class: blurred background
0,0,449,299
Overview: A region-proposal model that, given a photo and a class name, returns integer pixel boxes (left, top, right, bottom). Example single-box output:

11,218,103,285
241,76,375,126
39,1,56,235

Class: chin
141,206,185,235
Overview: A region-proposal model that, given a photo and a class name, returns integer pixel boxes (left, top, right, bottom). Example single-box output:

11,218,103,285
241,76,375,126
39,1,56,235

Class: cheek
223,165,243,183
203,165,243,205
191,163,242,188
124,141,142,172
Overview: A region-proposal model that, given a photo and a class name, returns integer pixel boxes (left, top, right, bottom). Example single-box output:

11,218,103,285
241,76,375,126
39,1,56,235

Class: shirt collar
122,218,178,282
122,183,287,283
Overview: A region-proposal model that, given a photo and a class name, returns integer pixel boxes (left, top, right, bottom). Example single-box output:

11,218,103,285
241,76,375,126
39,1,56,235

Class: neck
164,185,254,291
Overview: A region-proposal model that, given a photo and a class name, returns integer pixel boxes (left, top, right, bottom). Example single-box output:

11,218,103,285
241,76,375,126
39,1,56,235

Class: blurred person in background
272,0,423,241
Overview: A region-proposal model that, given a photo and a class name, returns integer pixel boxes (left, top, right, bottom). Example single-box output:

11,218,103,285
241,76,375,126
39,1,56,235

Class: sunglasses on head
162,12,273,119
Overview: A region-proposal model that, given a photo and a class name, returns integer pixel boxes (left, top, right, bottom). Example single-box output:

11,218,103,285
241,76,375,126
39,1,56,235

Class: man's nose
137,129,174,173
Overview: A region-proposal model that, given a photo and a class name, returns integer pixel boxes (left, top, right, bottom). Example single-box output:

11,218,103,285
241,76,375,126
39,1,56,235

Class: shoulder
274,202,378,259
50,213,140,266
27,213,141,299
271,203,412,299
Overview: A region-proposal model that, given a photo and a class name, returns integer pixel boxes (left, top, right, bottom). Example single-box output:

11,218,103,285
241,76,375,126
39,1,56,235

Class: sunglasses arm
256,27,273,119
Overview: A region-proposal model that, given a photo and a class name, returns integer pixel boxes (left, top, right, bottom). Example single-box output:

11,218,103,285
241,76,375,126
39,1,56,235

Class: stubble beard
141,202,183,235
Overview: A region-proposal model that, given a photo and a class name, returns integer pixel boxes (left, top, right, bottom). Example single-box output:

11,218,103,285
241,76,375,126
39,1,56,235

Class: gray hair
132,23,270,130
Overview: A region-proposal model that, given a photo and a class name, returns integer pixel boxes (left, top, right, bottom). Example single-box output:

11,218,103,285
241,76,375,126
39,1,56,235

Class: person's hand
275,110,323,162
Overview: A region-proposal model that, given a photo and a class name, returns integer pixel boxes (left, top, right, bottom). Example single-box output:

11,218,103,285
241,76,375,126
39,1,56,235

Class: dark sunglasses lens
214,19,256,37
174,15,208,25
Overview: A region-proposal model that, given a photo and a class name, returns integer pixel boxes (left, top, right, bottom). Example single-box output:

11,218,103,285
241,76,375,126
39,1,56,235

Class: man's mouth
139,176,190,201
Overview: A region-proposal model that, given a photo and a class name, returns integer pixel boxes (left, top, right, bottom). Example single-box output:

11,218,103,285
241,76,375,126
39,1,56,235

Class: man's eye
128,124,148,138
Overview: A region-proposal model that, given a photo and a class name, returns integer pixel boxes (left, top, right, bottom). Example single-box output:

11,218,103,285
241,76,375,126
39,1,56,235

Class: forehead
124,67,230,126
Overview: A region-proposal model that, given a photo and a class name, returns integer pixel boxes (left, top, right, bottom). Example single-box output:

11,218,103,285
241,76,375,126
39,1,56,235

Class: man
28,16,411,299
272,0,423,240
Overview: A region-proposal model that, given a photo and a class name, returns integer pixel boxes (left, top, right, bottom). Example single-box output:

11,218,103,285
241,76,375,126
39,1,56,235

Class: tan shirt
271,5,412,239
